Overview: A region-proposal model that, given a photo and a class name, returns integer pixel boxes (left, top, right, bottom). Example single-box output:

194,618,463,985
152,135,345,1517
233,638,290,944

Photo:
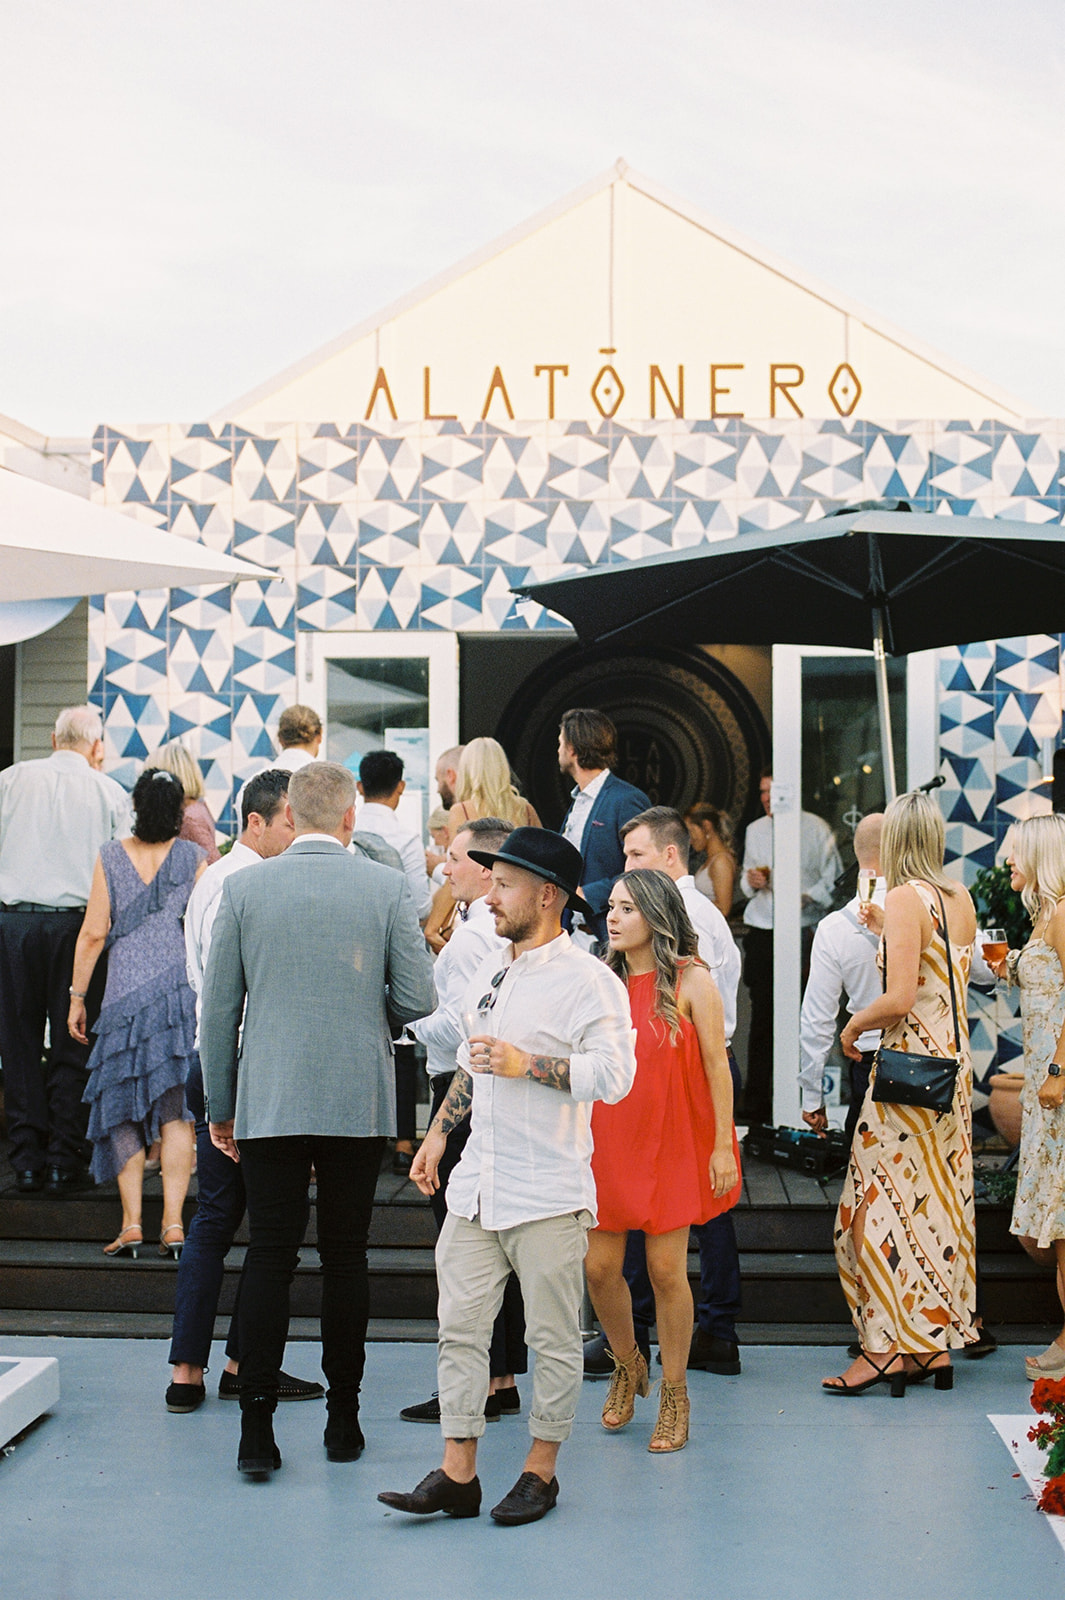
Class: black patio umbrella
515,501,1065,801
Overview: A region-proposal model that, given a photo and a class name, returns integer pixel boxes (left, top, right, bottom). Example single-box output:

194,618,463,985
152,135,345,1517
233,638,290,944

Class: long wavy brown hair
604,869,699,1040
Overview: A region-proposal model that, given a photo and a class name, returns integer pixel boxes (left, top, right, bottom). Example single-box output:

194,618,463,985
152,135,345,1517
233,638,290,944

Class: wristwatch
1048,1064,1062,1077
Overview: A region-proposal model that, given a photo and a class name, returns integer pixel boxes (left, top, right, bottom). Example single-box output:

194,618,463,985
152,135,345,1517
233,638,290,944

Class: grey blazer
200,836,436,1139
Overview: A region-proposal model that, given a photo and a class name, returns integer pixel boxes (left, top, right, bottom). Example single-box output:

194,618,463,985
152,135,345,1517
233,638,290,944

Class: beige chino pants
436,1209,592,1442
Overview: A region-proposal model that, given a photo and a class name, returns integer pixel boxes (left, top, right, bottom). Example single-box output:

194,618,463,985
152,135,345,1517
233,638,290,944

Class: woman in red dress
586,868,741,1452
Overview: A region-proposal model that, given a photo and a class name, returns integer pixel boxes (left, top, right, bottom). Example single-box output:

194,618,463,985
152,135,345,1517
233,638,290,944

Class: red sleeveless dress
591,969,742,1234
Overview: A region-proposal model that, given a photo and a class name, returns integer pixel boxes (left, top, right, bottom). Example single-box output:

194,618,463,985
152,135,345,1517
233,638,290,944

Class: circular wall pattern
497,642,771,832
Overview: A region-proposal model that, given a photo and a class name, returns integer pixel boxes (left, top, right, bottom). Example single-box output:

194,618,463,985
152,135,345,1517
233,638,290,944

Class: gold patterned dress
833,881,976,1354
1009,939,1065,1250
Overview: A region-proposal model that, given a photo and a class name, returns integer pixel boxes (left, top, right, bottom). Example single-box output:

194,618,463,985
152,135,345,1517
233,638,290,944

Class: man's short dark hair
455,815,513,856
560,707,617,771
359,749,405,800
242,768,291,830
621,805,690,865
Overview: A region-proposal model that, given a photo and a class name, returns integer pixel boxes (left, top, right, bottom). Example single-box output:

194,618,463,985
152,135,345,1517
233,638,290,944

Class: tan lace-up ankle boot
601,1345,651,1431
648,1379,690,1452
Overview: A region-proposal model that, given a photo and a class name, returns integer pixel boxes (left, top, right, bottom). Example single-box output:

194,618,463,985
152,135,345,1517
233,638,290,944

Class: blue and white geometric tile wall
90,416,1065,865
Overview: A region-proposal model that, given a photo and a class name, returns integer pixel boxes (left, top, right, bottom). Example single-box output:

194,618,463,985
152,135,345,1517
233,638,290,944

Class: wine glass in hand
982,927,1008,970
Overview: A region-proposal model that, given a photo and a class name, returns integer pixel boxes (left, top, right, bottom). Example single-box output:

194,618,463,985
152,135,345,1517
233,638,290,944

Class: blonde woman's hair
1008,814,1065,923
453,737,528,828
146,741,205,802
880,789,955,895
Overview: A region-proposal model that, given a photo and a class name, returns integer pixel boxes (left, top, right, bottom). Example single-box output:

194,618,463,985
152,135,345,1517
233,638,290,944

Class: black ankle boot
324,1407,365,1462
238,1396,281,1478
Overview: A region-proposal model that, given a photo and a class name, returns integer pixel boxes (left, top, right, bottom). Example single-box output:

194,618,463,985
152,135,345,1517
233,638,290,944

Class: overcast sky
4,0,1063,435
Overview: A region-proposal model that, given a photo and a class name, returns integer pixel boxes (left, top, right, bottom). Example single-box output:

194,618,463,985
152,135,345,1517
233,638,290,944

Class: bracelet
69,988,87,999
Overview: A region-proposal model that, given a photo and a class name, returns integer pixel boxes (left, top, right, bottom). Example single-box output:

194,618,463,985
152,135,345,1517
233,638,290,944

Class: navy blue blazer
562,771,651,931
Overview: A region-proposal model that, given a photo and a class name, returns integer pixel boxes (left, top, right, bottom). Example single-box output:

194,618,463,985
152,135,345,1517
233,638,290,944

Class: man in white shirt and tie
379,828,635,1527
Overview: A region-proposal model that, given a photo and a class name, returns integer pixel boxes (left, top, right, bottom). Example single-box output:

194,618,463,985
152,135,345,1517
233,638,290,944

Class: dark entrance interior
460,635,770,833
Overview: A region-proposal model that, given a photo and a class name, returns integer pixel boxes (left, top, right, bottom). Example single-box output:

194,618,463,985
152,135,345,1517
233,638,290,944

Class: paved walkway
1,1337,1061,1599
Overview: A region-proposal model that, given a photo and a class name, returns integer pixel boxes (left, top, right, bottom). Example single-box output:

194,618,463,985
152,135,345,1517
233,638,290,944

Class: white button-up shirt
798,883,885,1111
740,810,842,930
0,750,131,908
357,801,432,920
561,767,609,853
676,874,741,1044
447,932,636,1230
409,895,507,1078
185,840,262,1042
273,747,317,773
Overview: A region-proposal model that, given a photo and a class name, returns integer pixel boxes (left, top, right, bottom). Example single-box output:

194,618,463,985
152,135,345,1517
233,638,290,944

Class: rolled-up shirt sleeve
567,970,636,1105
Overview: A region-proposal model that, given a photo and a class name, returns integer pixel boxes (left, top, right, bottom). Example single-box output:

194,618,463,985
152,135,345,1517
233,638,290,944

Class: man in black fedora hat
379,828,636,1527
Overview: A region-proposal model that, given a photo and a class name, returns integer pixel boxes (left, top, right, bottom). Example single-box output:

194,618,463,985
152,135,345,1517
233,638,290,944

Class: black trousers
844,1052,876,1148
394,1040,418,1144
741,927,774,1125
428,1072,527,1378
237,1134,385,1407
0,908,104,1172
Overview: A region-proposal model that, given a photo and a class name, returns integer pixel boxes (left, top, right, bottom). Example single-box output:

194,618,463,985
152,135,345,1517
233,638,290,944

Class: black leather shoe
490,1471,559,1525
13,1169,44,1193
400,1391,509,1423
44,1165,90,1194
378,1468,481,1518
165,1380,206,1413
237,1398,280,1479
392,1149,414,1177
484,1387,520,1419
687,1328,741,1375
584,1331,649,1379
324,1409,365,1462
963,1325,999,1360
219,1369,325,1402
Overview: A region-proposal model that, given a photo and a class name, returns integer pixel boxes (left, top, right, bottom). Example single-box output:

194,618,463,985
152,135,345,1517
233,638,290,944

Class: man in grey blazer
201,761,436,1479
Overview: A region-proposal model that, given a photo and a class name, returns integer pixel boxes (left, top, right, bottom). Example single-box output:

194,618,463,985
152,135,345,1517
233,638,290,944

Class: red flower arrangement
1028,1377,1065,1512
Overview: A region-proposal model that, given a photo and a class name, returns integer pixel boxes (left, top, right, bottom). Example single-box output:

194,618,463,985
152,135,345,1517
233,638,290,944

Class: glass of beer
982,927,1008,965
857,870,876,905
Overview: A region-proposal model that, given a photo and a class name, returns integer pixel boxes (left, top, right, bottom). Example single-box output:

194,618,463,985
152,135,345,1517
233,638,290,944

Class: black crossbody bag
871,885,962,1116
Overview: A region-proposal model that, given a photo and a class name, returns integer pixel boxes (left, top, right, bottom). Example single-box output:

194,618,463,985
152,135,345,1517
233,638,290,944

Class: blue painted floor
0,1337,1061,1600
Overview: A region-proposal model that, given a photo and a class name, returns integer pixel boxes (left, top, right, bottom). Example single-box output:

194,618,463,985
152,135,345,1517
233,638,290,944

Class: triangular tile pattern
91,420,1065,864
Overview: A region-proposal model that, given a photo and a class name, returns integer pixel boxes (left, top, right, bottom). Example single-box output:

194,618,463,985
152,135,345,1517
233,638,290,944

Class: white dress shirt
676,874,741,1044
561,767,609,853
798,882,886,1112
273,747,317,773
0,750,131,908
740,810,842,930
185,840,262,1042
447,932,636,1230
409,896,507,1077
357,801,432,919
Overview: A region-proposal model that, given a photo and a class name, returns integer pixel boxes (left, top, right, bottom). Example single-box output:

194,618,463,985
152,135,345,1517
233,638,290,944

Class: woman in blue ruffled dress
68,768,205,1260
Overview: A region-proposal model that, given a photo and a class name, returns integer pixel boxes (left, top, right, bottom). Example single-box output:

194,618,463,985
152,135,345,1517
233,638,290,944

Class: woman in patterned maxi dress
997,815,1065,1380
826,790,977,1396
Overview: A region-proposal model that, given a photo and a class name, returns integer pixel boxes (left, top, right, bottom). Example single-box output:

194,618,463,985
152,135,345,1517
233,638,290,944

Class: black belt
0,902,84,914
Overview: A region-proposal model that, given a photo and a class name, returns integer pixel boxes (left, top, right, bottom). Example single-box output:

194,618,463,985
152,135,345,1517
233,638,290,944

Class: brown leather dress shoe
490,1472,559,1525
378,1468,481,1518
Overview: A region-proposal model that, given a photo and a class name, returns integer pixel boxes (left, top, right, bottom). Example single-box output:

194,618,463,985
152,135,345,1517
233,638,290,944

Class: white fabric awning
0,468,277,602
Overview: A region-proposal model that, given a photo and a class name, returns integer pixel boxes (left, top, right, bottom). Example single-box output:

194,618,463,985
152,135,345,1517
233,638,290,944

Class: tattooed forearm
431,1067,474,1136
525,1055,572,1092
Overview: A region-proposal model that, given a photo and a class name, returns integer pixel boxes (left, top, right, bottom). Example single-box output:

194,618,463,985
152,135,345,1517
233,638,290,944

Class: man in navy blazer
557,708,650,946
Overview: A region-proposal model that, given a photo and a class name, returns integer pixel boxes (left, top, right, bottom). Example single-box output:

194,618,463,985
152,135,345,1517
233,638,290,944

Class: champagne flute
982,927,1008,966
857,869,876,905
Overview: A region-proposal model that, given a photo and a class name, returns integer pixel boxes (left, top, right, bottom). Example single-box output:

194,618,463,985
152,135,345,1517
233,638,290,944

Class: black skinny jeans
237,1134,384,1408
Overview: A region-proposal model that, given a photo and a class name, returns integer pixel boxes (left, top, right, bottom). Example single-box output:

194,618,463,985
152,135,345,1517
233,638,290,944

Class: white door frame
298,630,460,760
769,644,938,1128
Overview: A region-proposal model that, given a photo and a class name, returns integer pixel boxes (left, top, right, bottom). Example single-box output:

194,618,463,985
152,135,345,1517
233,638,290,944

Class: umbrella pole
872,606,898,802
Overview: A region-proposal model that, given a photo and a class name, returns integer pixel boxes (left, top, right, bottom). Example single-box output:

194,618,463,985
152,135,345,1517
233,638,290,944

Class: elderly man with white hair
0,705,130,1192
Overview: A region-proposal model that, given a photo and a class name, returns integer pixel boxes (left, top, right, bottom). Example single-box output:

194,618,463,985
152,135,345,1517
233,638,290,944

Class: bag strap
881,883,962,1053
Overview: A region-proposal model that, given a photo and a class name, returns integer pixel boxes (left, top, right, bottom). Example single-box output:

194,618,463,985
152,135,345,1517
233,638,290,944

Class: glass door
300,632,459,839
768,646,937,1127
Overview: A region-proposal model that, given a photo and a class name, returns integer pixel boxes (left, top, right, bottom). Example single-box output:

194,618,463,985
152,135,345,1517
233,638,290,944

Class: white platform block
0,1355,60,1449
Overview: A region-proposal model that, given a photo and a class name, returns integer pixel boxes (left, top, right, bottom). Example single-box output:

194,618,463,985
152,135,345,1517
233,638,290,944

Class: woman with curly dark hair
585,868,741,1453
69,768,206,1260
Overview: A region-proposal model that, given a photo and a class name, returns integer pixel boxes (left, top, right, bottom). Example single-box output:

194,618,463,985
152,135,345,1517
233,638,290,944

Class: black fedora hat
468,827,595,919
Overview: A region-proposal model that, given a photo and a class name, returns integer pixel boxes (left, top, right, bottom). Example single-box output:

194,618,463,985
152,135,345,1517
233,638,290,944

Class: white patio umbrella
0,467,277,602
